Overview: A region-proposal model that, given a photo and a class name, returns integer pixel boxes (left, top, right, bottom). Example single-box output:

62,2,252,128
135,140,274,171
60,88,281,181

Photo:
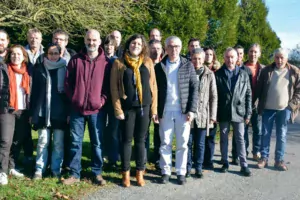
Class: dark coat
155,55,198,118
0,62,10,114
215,65,252,123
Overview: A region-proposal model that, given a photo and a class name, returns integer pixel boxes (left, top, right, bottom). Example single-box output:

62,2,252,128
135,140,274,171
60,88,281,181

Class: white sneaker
9,169,24,178
0,172,8,185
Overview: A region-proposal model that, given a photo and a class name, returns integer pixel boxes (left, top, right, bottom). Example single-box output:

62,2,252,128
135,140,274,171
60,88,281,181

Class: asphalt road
85,116,300,200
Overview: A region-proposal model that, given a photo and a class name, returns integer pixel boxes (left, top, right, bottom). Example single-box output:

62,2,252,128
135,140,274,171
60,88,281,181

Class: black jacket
155,56,198,118
215,65,252,123
0,62,10,114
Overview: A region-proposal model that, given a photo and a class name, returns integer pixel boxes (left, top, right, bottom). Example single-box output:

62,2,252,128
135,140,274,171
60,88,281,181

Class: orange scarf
8,63,30,110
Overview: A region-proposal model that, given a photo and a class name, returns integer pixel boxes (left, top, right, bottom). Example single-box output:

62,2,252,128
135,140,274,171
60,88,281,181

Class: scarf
124,52,144,105
8,63,30,110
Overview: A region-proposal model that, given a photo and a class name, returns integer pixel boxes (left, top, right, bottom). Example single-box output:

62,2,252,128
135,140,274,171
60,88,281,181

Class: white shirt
15,73,26,110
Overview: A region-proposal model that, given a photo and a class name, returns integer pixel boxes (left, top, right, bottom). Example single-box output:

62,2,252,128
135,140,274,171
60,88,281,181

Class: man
155,36,198,185
149,28,162,41
52,29,76,63
110,30,122,57
234,45,244,67
256,48,300,171
186,38,201,60
63,29,110,185
149,39,163,64
215,47,252,176
232,44,265,165
0,29,9,62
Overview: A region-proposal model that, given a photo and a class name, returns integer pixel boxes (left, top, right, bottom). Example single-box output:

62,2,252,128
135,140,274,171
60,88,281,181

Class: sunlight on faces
129,38,143,57
205,49,214,64
224,49,238,69
150,29,161,41
104,42,115,56
274,53,288,69
111,31,121,47
27,32,42,49
236,48,244,63
47,46,60,62
150,43,162,59
0,32,9,54
192,52,205,69
166,39,182,61
52,34,68,50
85,31,101,52
10,47,25,66
248,46,261,63
188,41,200,53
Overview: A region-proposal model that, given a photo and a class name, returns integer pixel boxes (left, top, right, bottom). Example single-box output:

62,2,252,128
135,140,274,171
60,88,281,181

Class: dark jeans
62,124,71,168
0,113,15,173
144,122,160,164
203,125,217,166
232,109,262,159
120,105,150,171
187,127,206,172
68,109,105,178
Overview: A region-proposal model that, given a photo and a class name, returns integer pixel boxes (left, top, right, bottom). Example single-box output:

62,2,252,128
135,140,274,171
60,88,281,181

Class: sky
266,0,300,49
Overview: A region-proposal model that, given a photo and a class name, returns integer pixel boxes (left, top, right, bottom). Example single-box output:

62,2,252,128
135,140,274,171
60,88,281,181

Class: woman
0,45,30,185
110,34,158,187
186,48,217,178
204,47,221,72
30,43,68,179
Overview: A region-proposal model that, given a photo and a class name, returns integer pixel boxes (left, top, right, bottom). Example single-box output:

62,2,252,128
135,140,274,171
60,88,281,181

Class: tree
288,44,300,67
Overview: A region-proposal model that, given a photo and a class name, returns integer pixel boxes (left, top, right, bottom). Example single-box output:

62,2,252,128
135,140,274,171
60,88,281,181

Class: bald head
84,29,101,52
111,30,122,47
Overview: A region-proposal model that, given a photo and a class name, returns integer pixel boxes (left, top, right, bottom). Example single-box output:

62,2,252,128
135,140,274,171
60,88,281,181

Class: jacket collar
79,46,106,62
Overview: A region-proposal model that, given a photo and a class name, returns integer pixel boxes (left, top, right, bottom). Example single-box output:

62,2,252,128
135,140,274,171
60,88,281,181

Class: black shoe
177,175,187,185
161,174,170,184
185,171,191,178
206,163,214,170
195,171,203,179
231,158,239,166
221,164,229,173
155,161,160,171
240,167,251,177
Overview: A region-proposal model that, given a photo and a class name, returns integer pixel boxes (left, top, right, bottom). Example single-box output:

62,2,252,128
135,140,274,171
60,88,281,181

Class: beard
85,44,98,52
150,51,159,60
0,46,7,54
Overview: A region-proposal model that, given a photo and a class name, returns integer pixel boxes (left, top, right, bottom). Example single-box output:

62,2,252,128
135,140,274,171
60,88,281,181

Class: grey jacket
193,66,218,130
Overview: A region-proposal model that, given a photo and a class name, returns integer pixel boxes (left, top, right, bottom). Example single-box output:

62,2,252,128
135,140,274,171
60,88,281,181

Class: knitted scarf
8,63,30,110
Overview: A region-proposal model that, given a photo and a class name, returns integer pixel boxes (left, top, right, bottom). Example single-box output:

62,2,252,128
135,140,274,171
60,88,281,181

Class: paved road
85,116,300,200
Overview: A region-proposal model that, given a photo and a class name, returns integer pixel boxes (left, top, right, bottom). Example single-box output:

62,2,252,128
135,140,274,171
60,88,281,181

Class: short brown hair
0,29,10,42
123,34,149,58
5,45,29,64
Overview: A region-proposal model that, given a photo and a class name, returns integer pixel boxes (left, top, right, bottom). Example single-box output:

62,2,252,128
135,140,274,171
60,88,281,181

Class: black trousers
120,105,150,171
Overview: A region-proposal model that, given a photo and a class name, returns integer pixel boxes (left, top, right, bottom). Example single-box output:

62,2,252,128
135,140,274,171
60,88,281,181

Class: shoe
185,171,191,178
161,174,170,184
253,153,261,161
93,174,106,186
9,169,24,178
274,161,288,171
136,170,145,187
257,158,268,169
0,172,8,185
195,171,203,179
221,164,229,173
155,160,160,170
33,172,42,180
203,163,214,170
177,175,187,185
62,176,80,185
122,171,130,187
231,158,239,166
240,167,251,177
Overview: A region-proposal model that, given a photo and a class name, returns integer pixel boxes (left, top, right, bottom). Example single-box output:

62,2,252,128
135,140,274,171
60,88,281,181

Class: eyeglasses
167,45,181,50
48,52,60,56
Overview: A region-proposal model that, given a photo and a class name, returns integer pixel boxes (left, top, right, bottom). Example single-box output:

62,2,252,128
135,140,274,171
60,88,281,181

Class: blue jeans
69,110,105,178
261,109,291,162
187,127,206,172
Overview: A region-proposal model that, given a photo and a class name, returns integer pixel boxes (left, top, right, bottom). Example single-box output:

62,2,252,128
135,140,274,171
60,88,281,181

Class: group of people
0,27,299,188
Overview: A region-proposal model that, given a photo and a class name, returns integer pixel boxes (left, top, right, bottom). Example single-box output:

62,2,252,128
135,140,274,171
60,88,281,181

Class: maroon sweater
64,47,110,115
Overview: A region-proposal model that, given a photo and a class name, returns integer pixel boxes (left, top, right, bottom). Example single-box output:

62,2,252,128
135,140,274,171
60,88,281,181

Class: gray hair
273,48,289,59
223,47,237,58
192,48,205,56
52,29,69,41
165,36,182,48
27,28,42,37
248,43,262,52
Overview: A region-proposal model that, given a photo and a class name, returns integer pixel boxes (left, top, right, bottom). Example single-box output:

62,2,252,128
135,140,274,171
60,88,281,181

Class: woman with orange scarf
110,34,158,187
0,45,30,185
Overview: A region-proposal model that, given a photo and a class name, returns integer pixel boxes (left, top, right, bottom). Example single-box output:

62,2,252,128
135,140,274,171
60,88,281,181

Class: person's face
149,29,161,41
166,40,181,61
104,42,115,56
47,46,60,62
52,34,68,50
10,47,25,65
205,49,214,64
274,53,288,69
236,48,244,63
27,32,42,49
150,43,163,59
224,50,238,69
0,32,9,54
188,41,200,53
248,46,261,63
84,32,101,52
111,31,121,47
192,53,205,69
129,38,143,57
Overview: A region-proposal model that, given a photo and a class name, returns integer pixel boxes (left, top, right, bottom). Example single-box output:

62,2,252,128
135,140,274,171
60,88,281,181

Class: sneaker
195,171,203,179
257,158,268,169
161,174,170,184
0,172,8,185
33,172,42,180
93,175,106,186
9,169,24,178
274,161,288,171
177,175,187,185
62,176,80,185
221,163,229,173
253,153,261,161
240,167,251,177
185,171,191,178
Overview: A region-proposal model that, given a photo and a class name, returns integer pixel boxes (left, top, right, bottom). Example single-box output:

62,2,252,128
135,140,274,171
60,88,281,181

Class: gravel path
84,116,300,200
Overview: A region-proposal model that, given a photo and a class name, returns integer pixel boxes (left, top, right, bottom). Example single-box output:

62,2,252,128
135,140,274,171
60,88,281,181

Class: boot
136,170,145,187
122,171,130,187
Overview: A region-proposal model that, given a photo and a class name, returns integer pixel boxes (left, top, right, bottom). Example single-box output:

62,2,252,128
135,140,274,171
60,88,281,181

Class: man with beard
63,29,110,186
0,30,9,62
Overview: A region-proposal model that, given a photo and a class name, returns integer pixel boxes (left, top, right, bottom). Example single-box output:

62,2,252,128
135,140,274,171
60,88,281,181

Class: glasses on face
48,52,60,56
167,45,181,50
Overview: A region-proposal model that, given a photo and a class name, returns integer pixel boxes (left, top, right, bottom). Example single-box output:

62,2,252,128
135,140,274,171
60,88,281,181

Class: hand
152,115,159,124
209,119,215,124
67,116,70,124
245,119,250,125
116,114,125,120
186,112,194,123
